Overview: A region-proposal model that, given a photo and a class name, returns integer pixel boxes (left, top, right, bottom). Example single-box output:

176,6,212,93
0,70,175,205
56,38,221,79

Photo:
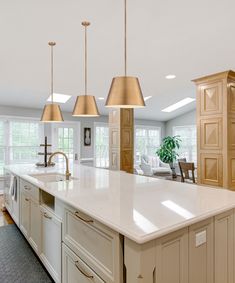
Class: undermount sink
28,173,78,183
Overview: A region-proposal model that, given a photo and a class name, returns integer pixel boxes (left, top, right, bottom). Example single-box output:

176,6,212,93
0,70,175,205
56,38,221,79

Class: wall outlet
195,230,207,247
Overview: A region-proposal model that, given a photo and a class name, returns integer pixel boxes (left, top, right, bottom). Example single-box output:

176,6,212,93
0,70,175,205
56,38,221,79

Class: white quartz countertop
5,164,235,244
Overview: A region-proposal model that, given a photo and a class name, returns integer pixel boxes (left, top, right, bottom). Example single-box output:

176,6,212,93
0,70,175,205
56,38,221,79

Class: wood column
193,70,235,190
109,109,134,173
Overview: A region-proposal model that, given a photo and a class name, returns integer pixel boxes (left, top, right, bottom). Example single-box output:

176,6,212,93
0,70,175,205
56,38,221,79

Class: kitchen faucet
48,151,71,180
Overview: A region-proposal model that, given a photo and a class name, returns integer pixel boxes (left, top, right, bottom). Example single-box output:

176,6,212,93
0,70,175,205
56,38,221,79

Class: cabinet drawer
63,206,122,283
20,179,39,201
63,243,105,283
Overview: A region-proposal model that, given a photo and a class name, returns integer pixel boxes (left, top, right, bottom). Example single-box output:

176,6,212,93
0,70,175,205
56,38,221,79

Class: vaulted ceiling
0,0,234,121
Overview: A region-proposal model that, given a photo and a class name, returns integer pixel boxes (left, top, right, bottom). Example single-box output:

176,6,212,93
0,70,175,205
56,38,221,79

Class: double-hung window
173,125,197,163
94,123,109,168
0,121,5,175
9,120,42,164
135,126,161,164
0,118,43,175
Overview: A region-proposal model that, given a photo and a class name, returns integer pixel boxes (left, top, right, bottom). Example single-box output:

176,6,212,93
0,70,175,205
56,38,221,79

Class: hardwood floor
0,195,13,226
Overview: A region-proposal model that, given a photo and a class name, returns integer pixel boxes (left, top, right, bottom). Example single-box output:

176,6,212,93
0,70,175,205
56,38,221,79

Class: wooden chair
178,158,187,163
179,162,196,183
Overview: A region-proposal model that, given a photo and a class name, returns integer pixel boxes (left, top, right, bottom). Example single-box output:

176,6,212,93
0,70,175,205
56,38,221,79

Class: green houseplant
156,136,181,178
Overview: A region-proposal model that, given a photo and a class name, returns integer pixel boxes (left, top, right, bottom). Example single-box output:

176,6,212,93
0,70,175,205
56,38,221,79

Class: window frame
94,122,109,168
134,125,161,165
0,116,44,175
172,125,197,163
52,121,81,164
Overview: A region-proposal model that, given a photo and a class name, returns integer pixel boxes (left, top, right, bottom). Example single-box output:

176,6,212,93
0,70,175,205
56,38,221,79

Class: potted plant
156,136,181,178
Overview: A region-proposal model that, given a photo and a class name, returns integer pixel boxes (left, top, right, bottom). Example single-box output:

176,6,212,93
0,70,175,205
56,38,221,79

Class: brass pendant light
41,42,64,122
72,22,100,117
105,0,145,108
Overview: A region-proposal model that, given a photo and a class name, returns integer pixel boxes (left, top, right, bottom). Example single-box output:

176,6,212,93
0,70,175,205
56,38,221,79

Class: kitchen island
4,163,235,283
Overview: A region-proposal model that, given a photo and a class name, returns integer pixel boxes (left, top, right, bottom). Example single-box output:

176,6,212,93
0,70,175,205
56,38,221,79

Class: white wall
165,110,196,136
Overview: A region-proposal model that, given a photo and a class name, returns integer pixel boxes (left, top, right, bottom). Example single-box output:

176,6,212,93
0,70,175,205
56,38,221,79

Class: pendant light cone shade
105,0,145,108
72,21,100,117
105,76,145,108
41,104,64,122
41,42,64,122
72,95,100,117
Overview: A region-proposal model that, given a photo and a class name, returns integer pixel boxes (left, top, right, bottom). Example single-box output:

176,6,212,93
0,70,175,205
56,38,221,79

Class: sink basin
28,173,77,183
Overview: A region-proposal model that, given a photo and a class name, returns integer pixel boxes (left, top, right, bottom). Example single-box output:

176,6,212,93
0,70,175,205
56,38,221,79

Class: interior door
52,123,80,165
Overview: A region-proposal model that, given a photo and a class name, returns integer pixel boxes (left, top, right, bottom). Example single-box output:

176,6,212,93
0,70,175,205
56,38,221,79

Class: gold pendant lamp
41,42,64,122
72,22,100,117
105,0,145,108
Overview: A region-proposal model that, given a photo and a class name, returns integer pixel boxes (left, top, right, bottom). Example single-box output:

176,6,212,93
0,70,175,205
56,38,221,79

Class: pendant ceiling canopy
41,42,64,122
72,21,100,117
105,0,145,108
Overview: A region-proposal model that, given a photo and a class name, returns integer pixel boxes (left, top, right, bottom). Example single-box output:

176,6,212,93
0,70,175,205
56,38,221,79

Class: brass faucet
48,151,71,180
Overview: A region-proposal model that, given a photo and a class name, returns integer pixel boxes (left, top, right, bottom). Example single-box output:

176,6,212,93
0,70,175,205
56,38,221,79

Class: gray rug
0,224,53,283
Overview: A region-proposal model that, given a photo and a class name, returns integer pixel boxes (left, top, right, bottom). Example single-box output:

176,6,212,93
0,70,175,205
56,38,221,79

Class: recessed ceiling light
98,97,105,100
144,96,152,101
165,74,176,80
47,93,71,103
162,97,195,113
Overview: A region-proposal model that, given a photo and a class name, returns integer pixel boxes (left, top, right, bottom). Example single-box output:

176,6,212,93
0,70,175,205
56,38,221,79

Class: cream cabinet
19,180,41,255
40,206,61,283
29,197,41,253
63,205,123,283
155,228,188,283
20,191,30,238
189,218,214,283
62,243,105,283
214,209,234,283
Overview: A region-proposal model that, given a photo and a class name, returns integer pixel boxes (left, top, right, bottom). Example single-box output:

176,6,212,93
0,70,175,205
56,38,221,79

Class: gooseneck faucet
48,151,71,180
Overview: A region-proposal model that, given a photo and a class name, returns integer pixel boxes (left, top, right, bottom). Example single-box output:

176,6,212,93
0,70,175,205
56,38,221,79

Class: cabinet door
214,210,233,283
155,228,188,283
20,192,30,238
40,206,61,283
29,198,41,254
62,243,105,283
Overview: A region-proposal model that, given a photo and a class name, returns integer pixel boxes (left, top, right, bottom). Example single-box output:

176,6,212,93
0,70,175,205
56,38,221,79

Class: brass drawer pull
74,211,93,223
25,198,29,201
75,261,94,279
43,212,52,219
24,185,31,190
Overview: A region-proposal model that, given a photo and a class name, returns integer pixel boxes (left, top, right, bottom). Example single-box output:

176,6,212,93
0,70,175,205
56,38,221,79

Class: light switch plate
195,230,207,247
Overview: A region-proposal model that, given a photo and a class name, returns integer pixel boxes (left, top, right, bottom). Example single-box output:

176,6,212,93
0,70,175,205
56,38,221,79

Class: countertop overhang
4,164,235,244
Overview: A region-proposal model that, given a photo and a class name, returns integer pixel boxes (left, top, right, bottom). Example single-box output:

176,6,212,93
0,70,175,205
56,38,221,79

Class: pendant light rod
82,21,90,95
124,0,127,76
48,42,56,104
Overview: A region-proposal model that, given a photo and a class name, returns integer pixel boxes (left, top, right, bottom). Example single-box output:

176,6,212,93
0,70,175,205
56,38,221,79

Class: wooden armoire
193,70,235,190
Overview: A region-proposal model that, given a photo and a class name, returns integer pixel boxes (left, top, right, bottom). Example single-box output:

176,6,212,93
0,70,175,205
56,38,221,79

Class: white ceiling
0,0,234,121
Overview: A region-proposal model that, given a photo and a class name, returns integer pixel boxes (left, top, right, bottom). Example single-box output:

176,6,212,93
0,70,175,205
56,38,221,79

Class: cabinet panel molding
200,82,223,115
229,84,235,112
189,218,214,283
201,153,223,186
200,118,222,149
155,228,188,283
214,210,234,283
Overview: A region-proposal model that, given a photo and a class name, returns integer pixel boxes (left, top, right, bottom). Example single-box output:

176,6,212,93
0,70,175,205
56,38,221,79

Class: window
173,125,197,163
0,118,43,175
0,121,5,175
9,121,41,164
52,123,80,165
94,123,109,168
135,126,161,164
